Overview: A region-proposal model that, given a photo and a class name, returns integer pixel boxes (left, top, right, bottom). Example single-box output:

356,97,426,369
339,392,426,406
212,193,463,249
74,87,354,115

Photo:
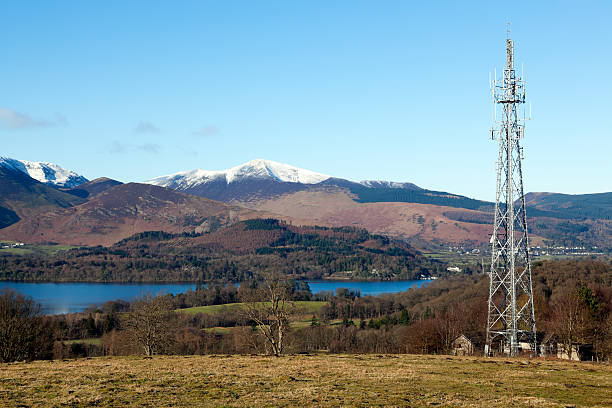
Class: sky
1,1,610,201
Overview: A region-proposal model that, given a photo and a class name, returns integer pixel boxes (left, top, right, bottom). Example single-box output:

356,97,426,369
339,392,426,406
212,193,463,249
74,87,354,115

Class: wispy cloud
107,141,161,155
134,120,160,134
192,125,219,138
0,108,68,129
137,143,161,153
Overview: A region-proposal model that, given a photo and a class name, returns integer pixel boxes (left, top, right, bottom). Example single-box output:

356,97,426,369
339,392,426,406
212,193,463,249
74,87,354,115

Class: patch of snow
147,159,331,187
146,159,423,191
359,180,421,190
0,156,88,187
0,157,26,172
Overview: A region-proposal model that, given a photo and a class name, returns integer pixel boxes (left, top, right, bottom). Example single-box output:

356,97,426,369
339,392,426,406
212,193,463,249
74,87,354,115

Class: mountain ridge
1,157,610,249
146,159,430,192
0,166,86,228
64,177,123,199
142,159,612,249
145,159,611,220
0,156,88,188
147,159,331,188
0,182,269,246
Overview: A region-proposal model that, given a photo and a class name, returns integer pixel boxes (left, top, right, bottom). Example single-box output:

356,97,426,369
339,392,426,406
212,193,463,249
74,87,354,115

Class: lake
306,280,430,296
0,280,431,314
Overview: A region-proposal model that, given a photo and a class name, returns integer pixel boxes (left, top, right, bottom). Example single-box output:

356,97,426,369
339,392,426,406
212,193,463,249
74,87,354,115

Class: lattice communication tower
485,33,537,357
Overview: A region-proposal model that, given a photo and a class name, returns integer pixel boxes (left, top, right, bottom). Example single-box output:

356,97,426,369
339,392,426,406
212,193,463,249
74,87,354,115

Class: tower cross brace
485,35,537,357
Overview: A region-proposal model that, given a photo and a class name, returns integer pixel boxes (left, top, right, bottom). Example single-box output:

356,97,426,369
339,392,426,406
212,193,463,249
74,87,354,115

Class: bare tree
0,289,53,362
433,306,466,354
551,290,588,359
124,294,176,356
242,273,295,357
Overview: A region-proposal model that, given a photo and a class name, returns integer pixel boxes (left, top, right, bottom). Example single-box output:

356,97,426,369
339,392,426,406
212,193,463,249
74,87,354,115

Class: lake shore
0,279,432,314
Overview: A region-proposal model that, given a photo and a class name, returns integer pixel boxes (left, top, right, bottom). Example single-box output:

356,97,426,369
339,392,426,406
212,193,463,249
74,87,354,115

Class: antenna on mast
485,27,537,358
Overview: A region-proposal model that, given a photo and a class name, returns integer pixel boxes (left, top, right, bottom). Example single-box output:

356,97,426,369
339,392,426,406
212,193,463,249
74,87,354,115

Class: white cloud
0,108,68,129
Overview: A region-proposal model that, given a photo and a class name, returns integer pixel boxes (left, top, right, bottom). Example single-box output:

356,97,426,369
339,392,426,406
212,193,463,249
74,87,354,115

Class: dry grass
1,354,610,407
178,301,327,315
64,338,102,346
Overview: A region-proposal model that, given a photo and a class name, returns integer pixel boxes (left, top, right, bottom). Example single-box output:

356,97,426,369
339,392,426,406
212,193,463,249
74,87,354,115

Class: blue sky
1,1,610,200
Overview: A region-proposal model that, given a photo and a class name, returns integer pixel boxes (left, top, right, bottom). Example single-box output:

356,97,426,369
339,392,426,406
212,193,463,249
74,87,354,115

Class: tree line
1,258,610,362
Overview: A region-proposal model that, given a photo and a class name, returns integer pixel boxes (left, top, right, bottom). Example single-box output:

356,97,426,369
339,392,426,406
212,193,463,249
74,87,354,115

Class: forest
0,220,445,282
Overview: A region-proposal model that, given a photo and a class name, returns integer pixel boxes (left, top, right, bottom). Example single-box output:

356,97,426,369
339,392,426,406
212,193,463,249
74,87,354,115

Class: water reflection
0,279,431,314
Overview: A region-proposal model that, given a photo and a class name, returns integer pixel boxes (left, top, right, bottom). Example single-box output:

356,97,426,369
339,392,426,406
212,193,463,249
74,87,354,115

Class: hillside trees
0,289,53,362
549,283,612,360
0,221,442,282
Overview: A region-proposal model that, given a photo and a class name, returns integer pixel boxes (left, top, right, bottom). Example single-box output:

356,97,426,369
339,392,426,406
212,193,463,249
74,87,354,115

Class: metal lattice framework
485,34,537,357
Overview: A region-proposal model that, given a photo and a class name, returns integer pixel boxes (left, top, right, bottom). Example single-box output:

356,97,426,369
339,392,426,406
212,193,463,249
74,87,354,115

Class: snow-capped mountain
0,157,88,188
358,180,422,190
147,159,331,189
145,158,426,204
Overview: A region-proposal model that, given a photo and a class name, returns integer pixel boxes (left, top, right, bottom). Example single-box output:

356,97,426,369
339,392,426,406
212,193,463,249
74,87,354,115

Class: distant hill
0,166,85,229
321,178,491,210
0,183,264,246
146,159,330,203
0,219,444,282
146,159,487,211
2,157,610,249
524,192,612,220
147,158,331,187
64,177,123,199
146,159,612,249
143,160,499,247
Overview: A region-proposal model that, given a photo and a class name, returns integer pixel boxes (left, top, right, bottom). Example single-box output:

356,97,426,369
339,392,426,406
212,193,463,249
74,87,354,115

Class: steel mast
485,31,537,357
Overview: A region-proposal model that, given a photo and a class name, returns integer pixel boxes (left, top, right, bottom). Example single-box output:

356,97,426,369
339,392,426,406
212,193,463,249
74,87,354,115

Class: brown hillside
238,188,548,247
63,177,123,198
0,166,86,228
0,183,269,246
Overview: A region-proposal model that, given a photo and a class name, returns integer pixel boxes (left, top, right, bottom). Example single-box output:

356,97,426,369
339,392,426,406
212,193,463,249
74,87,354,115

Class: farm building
451,335,474,356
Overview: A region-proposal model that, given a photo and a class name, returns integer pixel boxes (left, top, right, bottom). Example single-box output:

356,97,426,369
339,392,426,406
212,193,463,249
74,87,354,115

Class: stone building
451,334,474,356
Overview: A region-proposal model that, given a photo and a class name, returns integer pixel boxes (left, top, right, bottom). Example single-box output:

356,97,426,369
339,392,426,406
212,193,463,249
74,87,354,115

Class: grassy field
0,241,77,255
181,301,329,334
64,338,102,346
177,301,327,315
202,318,342,334
421,249,484,270
0,354,609,407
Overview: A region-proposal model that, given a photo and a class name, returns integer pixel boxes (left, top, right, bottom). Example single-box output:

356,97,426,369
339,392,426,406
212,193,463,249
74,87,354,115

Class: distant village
447,245,606,258
0,242,24,249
